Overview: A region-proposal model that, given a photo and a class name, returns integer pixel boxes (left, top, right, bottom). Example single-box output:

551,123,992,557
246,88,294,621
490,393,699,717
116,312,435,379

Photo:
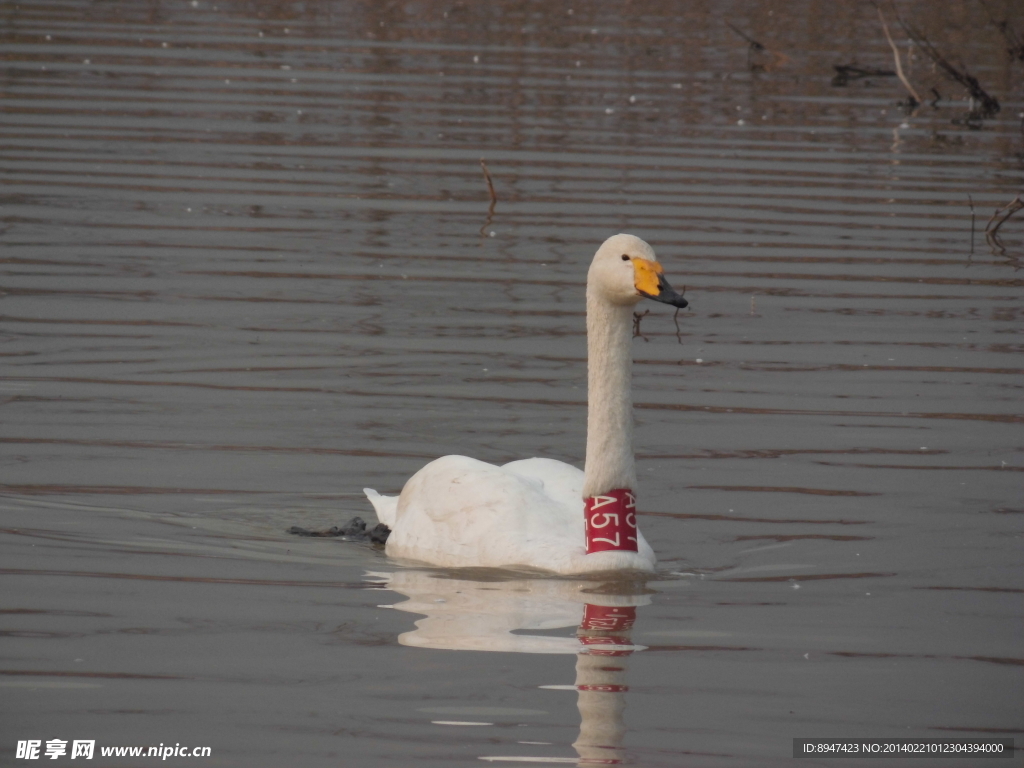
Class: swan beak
633,258,689,309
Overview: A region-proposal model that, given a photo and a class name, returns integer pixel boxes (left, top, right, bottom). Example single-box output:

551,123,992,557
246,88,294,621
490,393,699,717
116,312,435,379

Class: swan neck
583,290,637,498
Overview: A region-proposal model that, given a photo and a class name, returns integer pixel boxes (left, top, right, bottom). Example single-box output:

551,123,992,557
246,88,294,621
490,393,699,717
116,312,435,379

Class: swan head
588,233,689,309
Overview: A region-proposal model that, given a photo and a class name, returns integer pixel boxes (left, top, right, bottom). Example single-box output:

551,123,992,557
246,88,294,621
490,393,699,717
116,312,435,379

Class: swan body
367,455,655,573
364,234,688,575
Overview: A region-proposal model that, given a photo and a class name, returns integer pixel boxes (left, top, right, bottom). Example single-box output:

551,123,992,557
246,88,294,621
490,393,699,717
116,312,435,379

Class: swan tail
363,488,399,528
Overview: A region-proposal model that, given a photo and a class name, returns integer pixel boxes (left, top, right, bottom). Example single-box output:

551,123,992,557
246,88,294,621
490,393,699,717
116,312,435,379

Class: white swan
364,234,688,574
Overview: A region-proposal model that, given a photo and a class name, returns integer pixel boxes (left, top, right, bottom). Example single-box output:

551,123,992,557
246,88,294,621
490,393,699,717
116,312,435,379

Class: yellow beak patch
631,258,664,296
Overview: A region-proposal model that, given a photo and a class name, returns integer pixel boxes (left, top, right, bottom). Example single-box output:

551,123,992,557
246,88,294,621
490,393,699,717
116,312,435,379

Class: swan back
387,455,587,570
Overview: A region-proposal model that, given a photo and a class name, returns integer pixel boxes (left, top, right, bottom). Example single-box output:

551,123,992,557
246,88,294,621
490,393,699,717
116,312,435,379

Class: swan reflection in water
369,570,651,765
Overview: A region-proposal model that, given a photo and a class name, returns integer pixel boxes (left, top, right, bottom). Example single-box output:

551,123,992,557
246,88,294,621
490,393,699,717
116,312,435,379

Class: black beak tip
643,290,688,309
644,274,689,309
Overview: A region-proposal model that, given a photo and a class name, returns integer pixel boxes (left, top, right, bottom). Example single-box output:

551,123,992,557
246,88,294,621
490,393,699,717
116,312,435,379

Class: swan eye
621,254,630,261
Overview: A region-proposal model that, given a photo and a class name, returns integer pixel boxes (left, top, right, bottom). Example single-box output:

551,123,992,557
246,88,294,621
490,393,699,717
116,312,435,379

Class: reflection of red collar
578,634,634,658
584,489,639,553
581,604,636,632
577,683,629,692
578,605,637,657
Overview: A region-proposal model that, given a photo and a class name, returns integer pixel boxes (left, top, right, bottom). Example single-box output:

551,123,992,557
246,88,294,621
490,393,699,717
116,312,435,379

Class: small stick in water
831,64,896,87
985,193,1024,257
479,159,498,237
877,5,921,107
480,158,497,213
725,21,765,52
894,10,1000,119
968,194,976,261
979,0,1024,62
725,21,790,72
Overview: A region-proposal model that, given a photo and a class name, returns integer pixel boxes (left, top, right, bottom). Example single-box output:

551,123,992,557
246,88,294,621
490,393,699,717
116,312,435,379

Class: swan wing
387,455,585,570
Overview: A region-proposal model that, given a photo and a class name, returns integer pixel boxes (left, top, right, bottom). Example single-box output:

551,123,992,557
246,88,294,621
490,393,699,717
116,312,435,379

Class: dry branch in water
894,14,1000,119
968,194,976,259
831,64,896,87
480,159,497,212
724,21,791,72
980,0,1024,61
725,21,765,52
876,6,921,106
985,194,1024,259
479,159,497,237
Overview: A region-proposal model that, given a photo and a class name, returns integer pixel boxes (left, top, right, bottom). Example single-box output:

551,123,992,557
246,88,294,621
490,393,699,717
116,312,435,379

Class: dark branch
725,21,765,51
895,14,1000,119
985,193,1024,260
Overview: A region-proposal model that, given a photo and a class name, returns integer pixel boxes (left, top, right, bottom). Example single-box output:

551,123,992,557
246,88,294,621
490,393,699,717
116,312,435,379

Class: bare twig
632,310,650,341
985,193,1024,257
877,5,921,106
894,14,1000,119
979,0,1024,61
480,159,497,211
831,63,896,87
724,21,791,72
479,159,497,237
725,21,765,51
968,193,976,261
672,285,689,344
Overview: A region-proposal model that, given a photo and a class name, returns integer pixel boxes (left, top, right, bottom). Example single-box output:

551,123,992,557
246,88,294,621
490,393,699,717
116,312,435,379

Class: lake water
1,1,1022,766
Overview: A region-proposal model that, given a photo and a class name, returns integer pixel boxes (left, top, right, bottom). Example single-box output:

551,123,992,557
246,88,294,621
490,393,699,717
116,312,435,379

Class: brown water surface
1,1,1022,766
